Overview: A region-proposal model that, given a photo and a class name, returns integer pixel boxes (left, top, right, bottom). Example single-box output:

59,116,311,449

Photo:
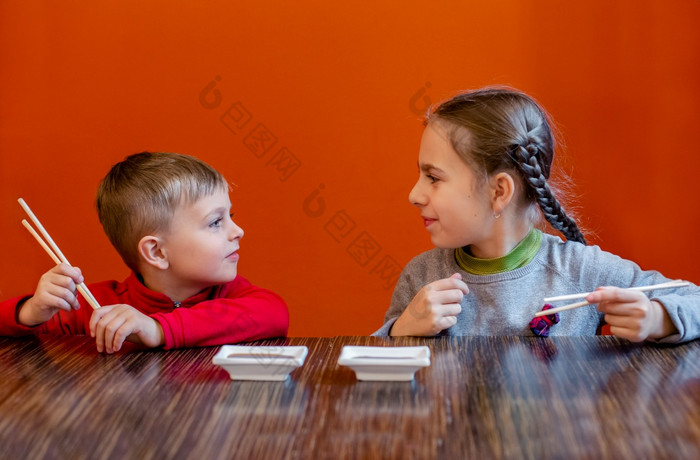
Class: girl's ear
490,172,516,215
138,235,169,270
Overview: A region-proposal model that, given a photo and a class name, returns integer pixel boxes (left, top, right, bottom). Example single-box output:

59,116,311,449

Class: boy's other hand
89,304,164,353
391,273,468,336
18,263,84,326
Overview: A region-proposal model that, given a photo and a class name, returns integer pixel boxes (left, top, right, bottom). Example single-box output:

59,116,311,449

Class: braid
512,144,586,244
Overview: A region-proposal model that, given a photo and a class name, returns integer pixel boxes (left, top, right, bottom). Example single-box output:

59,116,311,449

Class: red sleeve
0,294,93,337
0,296,35,336
149,276,289,349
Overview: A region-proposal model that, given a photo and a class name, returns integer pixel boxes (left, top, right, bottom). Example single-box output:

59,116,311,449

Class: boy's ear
138,235,169,270
490,172,516,214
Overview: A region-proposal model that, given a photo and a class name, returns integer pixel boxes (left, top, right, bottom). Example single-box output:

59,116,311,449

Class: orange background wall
1,1,698,337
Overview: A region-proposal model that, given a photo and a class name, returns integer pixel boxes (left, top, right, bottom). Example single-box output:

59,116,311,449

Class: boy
0,152,289,353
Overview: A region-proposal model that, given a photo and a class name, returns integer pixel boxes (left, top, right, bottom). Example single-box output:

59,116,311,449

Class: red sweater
0,273,289,349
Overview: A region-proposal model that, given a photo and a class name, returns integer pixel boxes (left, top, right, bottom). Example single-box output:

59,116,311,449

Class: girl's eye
426,174,439,184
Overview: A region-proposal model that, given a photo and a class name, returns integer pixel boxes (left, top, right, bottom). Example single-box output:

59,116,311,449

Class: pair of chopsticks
534,279,689,317
18,198,101,310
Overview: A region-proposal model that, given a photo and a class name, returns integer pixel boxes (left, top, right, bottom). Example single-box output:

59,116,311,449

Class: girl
374,87,699,342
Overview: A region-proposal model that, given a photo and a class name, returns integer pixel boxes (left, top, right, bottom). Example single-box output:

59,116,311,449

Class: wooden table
0,335,698,459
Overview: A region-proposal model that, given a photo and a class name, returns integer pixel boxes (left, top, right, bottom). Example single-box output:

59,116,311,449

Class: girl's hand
18,263,84,326
391,273,468,336
588,287,677,342
89,304,164,353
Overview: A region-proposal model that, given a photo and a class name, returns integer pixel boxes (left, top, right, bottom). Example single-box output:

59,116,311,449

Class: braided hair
428,87,586,244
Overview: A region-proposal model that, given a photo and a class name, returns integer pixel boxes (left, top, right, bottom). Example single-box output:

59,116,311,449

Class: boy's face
160,189,243,294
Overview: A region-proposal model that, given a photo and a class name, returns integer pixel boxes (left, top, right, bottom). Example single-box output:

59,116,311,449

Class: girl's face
409,123,494,249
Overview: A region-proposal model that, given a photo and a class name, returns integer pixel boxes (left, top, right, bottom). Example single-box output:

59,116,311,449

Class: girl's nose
408,180,425,207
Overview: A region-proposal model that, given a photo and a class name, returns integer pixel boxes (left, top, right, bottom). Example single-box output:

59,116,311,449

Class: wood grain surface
0,335,698,459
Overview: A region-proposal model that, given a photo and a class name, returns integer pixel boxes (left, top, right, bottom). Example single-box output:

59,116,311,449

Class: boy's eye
209,217,224,228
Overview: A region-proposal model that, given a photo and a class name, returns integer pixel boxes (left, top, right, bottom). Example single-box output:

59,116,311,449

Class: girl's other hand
391,273,469,336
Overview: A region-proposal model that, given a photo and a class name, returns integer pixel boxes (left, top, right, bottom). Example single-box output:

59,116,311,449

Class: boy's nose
229,222,244,240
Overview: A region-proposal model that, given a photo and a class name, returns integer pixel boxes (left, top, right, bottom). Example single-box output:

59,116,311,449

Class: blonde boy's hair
96,152,229,271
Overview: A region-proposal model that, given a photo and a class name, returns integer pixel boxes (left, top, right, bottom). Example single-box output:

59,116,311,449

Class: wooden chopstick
19,198,101,310
543,280,687,303
534,280,689,317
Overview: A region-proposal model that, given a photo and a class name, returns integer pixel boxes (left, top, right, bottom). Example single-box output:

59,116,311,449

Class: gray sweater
373,233,699,343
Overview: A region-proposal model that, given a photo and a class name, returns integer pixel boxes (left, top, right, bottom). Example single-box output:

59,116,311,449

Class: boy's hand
391,273,468,336
588,287,677,342
18,263,84,326
89,304,164,353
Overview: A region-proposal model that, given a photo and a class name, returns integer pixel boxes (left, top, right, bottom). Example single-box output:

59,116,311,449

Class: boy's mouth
226,249,240,261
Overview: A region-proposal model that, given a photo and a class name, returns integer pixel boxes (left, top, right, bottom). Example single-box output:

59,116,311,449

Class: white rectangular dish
337,346,431,381
213,345,309,381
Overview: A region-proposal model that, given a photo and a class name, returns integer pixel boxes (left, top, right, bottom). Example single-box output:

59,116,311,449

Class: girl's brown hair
427,87,586,244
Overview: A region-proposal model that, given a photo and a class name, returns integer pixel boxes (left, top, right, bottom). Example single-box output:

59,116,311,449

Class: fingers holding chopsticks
19,198,101,310
33,263,84,311
18,263,85,327
588,286,676,342
536,280,689,317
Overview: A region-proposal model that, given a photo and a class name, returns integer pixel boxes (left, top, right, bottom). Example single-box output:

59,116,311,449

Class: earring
493,212,501,219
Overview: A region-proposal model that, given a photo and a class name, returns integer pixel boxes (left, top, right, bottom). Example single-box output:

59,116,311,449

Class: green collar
455,229,542,275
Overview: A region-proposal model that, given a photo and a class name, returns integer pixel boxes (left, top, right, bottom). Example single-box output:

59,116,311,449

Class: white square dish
213,345,309,381
337,346,431,381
